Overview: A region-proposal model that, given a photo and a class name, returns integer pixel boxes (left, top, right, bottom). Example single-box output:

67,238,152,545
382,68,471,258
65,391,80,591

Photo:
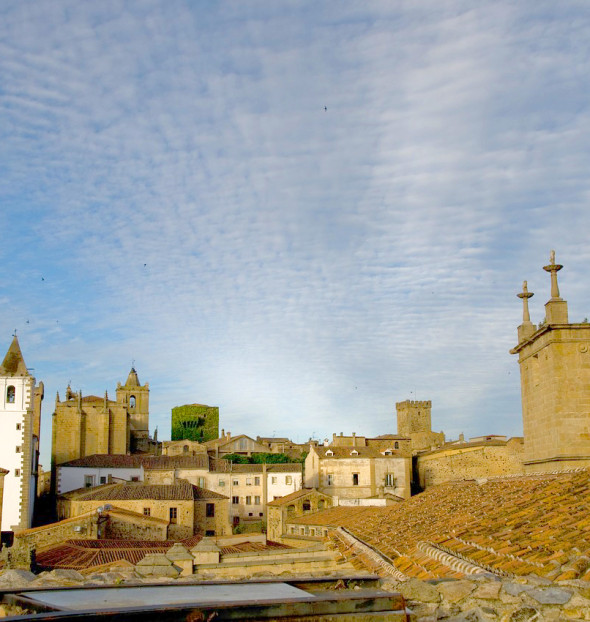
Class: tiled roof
267,488,322,507
321,469,590,582
63,479,227,501
288,506,376,526
59,454,210,469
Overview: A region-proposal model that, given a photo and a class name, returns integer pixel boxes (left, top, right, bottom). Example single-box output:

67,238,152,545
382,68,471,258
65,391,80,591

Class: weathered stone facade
511,252,590,472
416,437,524,488
51,367,156,492
396,400,445,452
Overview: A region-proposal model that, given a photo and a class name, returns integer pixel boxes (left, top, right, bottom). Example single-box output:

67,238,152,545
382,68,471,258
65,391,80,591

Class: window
271,476,277,484
385,473,395,487
318,500,325,509
232,496,239,505
183,445,189,453
246,496,252,505
248,512,253,516
287,505,295,515
259,512,263,517
14,469,20,477
246,478,252,486
290,527,295,534
84,475,94,488
254,495,260,505
233,479,239,486
143,507,151,516
327,473,334,486
131,476,139,482
169,507,177,523
129,395,136,408
219,480,225,487
303,501,311,512
6,386,15,403
285,476,292,485
15,423,21,431
100,476,107,484
352,473,359,486
311,529,315,536
254,477,260,486
205,530,215,536
197,477,205,488
394,441,399,449
15,446,21,453
206,503,215,517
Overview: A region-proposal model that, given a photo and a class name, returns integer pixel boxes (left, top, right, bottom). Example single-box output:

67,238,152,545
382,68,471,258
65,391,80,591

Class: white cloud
0,1,589,464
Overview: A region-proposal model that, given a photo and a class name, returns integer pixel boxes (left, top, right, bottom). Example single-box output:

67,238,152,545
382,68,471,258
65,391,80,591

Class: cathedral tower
116,367,149,451
511,251,590,472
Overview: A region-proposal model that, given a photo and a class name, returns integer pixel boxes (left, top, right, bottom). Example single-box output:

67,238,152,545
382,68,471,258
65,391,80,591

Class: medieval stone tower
0,335,44,530
511,251,590,472
116,367,149,451
396,400,444,452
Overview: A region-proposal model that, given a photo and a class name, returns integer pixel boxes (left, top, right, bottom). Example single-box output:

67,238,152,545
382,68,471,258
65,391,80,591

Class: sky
2,1,590,467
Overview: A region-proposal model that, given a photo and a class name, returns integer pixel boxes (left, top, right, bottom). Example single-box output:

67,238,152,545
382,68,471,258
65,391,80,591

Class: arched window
394,441,399,449
129,395,136,408
183,445,189,454
287,504,295,515
6,386,15,404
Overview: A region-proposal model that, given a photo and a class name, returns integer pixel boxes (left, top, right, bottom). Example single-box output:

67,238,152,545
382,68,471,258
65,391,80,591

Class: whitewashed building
0,336,43,531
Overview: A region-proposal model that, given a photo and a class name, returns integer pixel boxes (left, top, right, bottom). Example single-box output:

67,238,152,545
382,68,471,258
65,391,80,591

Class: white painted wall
57,465,144,494
0,376,33,531
267,470,302,502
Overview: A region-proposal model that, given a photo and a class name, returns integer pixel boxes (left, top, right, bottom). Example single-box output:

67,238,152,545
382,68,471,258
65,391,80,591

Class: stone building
416,436,524,488
396,400,445,452
511,251,590,472
266,488,333,542
171,403,219,443
203,432,272,458
58,480,231,539
305,444,411,501
0,336,44,531
51,367,157,492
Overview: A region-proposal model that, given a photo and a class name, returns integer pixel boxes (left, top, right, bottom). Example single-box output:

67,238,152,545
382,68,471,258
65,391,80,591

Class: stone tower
116,367,149,451
511,251,590,472
396,400,444,452
0,335,44,530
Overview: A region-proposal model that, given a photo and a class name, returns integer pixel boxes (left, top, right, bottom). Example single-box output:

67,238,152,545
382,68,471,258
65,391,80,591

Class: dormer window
6,386,15,404
350,449,359,456
383,449,392,455
325,450,334,456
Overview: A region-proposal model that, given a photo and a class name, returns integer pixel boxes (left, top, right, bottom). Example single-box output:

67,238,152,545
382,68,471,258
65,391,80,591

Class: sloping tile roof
63,480,227,501
59,454,210,469
36,537,291,571
319,468,590,581
267,488,326,507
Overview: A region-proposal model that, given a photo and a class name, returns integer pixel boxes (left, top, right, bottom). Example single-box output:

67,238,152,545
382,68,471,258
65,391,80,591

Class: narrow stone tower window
129,395,136,408
6,386,15,403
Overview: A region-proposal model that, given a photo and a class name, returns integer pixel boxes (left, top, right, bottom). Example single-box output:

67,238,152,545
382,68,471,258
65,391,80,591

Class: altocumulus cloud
0,1,590,462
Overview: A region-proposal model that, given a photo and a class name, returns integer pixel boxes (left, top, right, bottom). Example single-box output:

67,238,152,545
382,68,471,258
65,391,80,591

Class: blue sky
2,1,590,467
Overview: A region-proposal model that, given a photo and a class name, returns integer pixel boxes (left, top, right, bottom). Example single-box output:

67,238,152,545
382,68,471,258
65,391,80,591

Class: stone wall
416,439,525,488
105,512,168,541
193,498,231,536
13,513,98,551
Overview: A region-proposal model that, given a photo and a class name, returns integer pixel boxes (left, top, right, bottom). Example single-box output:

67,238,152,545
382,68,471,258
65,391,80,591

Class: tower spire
542,250,568,324
517,280,534,323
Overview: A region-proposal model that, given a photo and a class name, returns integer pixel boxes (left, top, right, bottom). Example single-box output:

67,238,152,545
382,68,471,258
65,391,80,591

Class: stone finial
543,250,563,300
517,280,534,323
